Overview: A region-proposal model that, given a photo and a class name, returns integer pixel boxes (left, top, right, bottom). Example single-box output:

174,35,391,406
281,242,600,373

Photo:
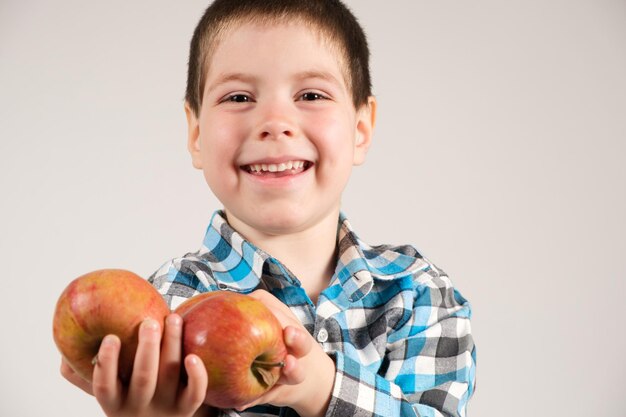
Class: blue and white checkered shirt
149,211,476,417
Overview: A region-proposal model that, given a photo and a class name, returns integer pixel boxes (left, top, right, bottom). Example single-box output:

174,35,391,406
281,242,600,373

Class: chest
271,280,413,371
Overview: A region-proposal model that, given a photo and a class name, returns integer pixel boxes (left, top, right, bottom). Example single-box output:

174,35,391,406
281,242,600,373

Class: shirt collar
198,211,267,292
198,211,430,301
334,213,431,302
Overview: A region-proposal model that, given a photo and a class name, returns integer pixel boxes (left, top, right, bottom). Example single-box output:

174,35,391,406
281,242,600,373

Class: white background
1,1,625,416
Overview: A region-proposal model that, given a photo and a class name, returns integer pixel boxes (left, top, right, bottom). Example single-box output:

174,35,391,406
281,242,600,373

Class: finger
92,335,123,413
127,318,162,409
284,326,312,358
236,395,265,413
178,354,208,413
249,290,291,316
192,404,220,417
249,290,302,328
236,380,286,411
236,402,255,412
276,354,306,385
155,313,183,404
60,358,94,396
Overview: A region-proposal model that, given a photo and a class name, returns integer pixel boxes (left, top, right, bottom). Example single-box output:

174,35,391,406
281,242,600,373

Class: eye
299,92,327,101
225,94,251,103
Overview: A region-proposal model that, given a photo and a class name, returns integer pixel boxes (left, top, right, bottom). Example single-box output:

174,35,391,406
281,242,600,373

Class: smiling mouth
241,160,313,177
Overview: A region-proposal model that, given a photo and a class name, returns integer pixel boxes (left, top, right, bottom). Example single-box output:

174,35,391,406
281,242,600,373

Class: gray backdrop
1,0,624,416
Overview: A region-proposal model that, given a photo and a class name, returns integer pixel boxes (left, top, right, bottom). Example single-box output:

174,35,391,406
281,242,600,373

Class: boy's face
186,21,375,236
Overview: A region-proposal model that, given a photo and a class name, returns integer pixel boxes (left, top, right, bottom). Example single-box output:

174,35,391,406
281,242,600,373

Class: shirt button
317,328,328,343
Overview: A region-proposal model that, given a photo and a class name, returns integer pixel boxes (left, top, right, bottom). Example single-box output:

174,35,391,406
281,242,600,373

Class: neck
224,209,340,304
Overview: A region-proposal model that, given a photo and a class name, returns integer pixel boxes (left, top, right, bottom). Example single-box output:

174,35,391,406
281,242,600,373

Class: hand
60,313,211,417
239,290,336,417
60,357,93,395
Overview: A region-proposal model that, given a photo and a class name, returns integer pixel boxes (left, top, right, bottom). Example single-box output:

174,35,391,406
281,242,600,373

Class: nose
254,100,298,141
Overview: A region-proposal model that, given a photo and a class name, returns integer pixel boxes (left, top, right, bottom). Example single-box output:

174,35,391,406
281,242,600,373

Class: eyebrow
293,70,344,87
206,72,257,93
206,70,344,93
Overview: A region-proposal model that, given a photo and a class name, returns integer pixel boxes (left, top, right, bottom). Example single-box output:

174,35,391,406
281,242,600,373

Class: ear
353,96,377,166
185,101,203,169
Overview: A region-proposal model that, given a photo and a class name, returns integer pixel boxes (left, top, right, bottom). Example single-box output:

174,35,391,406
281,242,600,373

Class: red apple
174,291,220,317
52,269,170,383
175,291,287,409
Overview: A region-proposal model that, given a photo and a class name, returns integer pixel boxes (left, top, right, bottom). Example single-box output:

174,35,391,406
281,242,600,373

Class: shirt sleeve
325,271,476,417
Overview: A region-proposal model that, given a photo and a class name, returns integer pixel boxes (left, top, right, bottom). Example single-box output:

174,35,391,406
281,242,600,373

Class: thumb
284,326,312,358
179,354,209,412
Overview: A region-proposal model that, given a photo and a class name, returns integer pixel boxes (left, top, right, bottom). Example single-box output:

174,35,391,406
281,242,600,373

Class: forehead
205,19,350,87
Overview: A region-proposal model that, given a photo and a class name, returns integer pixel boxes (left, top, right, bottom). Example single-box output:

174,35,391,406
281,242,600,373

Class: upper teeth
247,160,306,172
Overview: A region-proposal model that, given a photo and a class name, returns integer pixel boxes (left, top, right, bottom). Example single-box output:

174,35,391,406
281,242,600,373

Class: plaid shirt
149,211,476,417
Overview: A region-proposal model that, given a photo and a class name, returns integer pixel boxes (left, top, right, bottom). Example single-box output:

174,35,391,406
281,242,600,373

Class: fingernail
142,319,159,331
102,335,117,346
285,328,298,345
166,314,181,327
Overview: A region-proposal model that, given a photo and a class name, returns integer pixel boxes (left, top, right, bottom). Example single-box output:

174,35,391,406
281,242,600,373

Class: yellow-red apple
52,269,170,383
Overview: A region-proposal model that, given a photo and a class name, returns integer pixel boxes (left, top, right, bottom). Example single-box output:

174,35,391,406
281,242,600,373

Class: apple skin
52,269,170,383
176,291,287,409
174,291,220,317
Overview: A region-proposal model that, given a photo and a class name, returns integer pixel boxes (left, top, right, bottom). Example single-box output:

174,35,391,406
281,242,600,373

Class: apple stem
252,360,285,368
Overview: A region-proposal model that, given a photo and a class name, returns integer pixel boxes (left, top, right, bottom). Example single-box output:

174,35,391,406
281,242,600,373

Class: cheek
204,112,233,137
199,117,243,190
200,117,242,162
307,114,356,164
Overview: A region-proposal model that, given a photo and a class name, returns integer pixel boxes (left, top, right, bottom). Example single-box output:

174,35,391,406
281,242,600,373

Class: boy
61,1,476,416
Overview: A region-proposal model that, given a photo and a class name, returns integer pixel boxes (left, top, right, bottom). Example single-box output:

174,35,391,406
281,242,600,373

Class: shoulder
148,250,219,309
335,215,465,304
359,240,445,286
364,242,469,310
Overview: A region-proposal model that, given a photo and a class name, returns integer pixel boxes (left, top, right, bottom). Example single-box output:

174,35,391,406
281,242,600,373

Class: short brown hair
185,0,372,116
